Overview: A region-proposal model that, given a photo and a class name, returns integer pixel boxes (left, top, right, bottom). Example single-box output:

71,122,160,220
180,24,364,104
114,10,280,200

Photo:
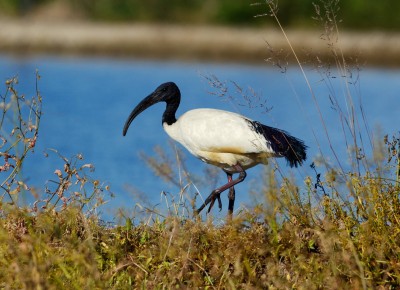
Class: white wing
177,109,272,153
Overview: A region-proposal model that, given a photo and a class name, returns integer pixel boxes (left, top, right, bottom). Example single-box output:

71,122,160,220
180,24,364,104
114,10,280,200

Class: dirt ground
1,18,400,67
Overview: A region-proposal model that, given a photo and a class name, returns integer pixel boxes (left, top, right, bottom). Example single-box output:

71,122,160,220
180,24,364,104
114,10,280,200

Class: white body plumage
163,108,276,173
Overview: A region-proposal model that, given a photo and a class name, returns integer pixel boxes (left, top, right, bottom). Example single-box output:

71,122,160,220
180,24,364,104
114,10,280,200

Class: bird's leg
196,164,246,215
227,173,236,216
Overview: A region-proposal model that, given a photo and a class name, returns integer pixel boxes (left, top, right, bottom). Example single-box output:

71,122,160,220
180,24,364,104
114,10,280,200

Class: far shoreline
1,20,400,68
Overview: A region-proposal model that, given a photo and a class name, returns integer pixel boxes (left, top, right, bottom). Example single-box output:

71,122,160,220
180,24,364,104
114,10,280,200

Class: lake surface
0,54,399,221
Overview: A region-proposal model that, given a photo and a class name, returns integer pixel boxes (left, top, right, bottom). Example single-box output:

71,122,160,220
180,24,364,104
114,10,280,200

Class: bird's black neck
162,101,179,125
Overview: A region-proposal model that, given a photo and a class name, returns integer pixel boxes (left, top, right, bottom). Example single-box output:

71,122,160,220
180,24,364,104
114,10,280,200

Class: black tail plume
251,121,307,168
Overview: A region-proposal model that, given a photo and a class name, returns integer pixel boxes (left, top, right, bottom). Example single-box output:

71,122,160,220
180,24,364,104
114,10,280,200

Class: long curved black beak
122,93,160,136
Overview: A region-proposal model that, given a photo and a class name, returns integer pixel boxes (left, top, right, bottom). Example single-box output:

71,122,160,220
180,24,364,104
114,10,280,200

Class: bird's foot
196,189,222,215
207,190,222,213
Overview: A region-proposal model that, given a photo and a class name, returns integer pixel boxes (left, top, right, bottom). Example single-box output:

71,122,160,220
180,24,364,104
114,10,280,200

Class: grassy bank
1,166,399,288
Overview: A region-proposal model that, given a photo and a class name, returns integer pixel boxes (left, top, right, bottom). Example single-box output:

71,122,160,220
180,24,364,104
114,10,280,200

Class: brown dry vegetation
1,174,400,289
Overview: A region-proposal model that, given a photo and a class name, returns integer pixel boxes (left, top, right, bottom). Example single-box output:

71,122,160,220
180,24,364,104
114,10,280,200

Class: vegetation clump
0,167,399,289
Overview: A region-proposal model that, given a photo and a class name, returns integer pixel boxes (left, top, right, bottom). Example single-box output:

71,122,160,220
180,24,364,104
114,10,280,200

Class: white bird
123,82,307,215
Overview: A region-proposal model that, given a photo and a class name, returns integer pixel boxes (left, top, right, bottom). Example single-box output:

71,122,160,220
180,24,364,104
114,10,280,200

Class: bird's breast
196,150,272,173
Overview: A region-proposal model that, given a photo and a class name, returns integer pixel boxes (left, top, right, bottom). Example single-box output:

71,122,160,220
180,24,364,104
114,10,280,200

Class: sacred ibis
123,82,307,215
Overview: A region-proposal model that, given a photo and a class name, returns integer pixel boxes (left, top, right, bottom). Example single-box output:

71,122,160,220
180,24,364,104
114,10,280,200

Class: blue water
0,54,399,221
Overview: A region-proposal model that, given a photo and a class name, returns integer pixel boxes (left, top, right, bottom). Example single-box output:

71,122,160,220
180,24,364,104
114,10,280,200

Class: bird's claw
217,195,222,211
206,190,222,213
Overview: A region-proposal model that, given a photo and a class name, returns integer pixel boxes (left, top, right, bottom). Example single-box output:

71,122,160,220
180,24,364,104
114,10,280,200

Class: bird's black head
153,82,180,103
122,82,181,136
